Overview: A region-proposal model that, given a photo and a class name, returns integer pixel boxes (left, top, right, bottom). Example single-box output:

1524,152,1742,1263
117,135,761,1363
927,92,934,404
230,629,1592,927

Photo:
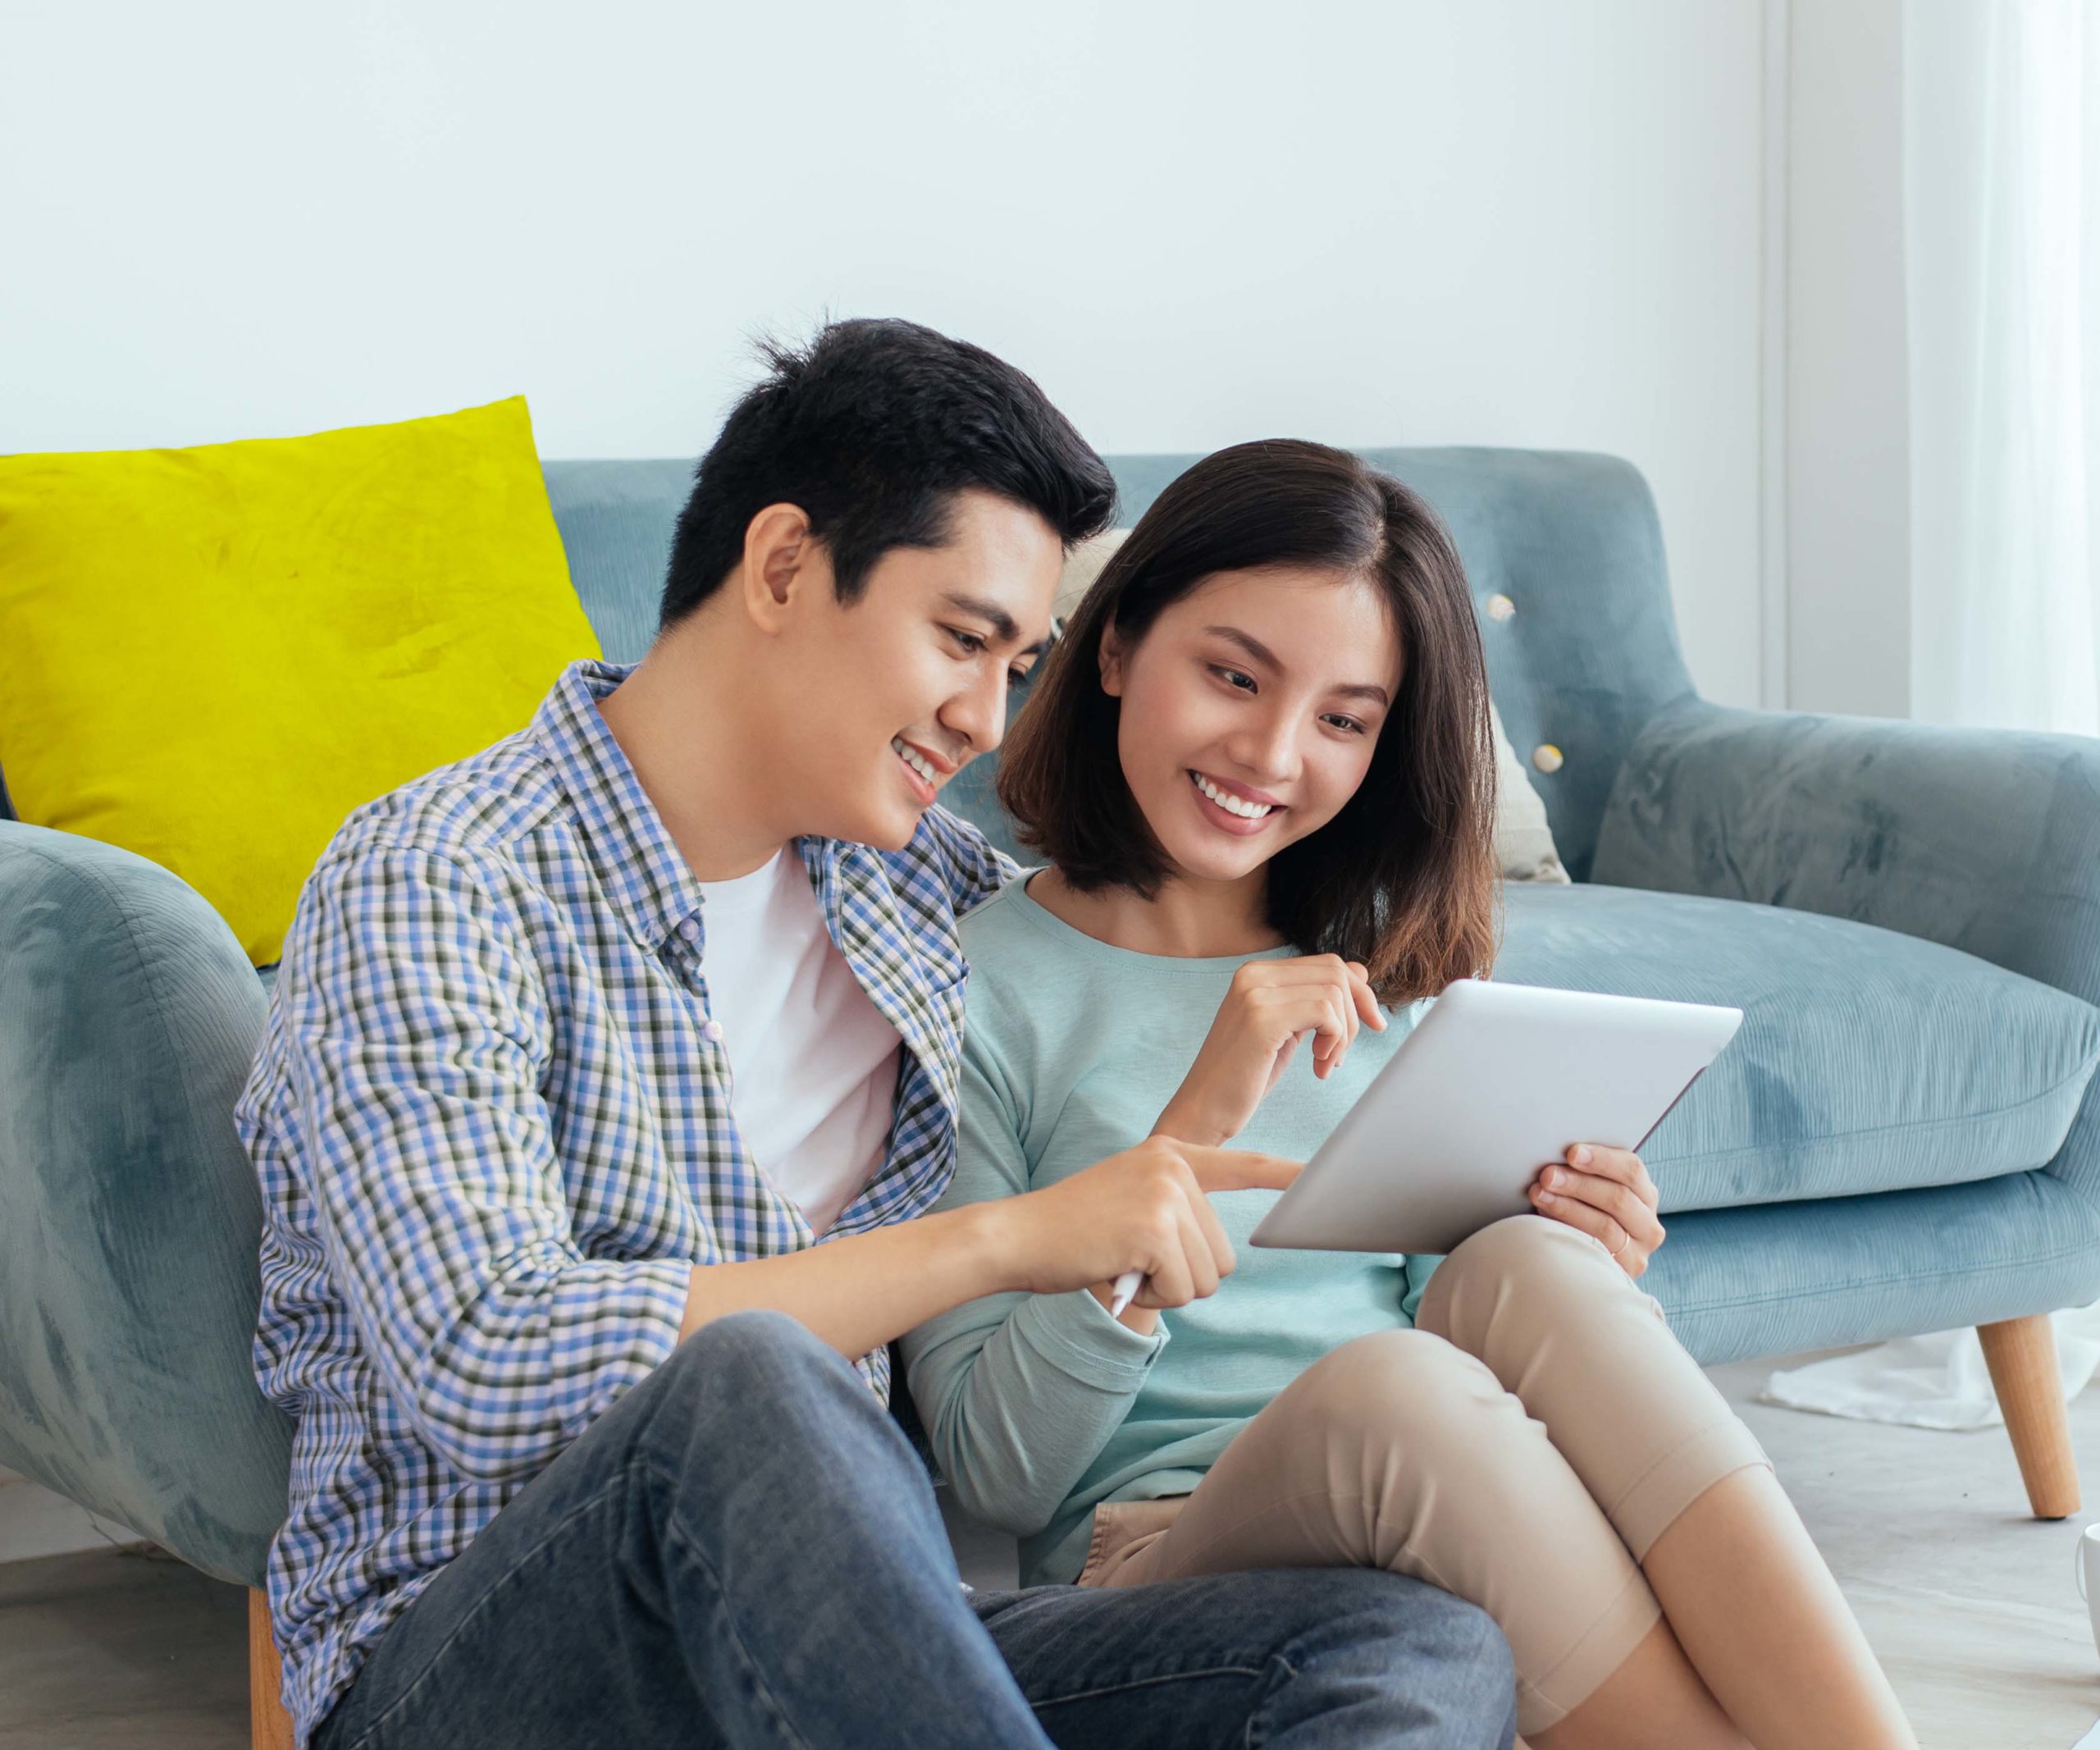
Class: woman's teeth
892,737,938,785
1190,770,1274,819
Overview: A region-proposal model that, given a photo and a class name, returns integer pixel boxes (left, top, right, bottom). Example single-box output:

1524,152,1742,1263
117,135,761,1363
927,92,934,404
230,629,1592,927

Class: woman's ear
1098,624,1126,697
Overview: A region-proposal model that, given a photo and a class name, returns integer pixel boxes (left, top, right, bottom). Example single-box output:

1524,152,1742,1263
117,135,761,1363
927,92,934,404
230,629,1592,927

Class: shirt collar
531,658,707,955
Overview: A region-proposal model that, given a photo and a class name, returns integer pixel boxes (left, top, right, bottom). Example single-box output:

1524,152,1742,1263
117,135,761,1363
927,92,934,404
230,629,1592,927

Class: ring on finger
1609,1225,1632,1258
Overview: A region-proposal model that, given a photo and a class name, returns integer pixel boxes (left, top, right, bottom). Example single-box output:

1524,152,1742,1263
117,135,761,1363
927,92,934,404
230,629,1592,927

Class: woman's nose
1230,713,1299,784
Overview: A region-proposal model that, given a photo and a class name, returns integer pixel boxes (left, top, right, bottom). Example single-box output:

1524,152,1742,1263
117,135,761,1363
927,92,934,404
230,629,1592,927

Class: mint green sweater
900,878,1434,1587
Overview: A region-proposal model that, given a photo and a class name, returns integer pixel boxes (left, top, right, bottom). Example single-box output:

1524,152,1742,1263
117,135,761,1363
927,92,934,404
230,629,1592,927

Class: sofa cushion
1495,881,2100,1210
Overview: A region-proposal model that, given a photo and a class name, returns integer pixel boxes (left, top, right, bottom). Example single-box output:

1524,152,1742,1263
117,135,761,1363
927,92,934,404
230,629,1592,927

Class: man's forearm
678,1202,1017,1358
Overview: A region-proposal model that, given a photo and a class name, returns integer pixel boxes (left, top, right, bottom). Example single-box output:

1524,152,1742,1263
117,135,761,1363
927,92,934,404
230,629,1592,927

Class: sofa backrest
543,448,1698,883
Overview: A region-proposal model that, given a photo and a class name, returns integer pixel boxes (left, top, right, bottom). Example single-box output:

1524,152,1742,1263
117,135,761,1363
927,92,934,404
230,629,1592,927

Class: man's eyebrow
940,591,1048,654
1205,624,1390,706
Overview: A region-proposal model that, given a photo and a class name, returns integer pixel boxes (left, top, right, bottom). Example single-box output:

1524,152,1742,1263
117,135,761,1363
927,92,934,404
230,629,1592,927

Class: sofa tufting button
1486,593,1515,621
1532,743,1564,773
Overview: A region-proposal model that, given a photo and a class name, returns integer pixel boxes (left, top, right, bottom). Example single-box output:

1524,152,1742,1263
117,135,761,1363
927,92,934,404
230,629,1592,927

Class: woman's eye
1007,664,1034,688
1212,667,1257,692
1322,713,1367,734
947,628,988,656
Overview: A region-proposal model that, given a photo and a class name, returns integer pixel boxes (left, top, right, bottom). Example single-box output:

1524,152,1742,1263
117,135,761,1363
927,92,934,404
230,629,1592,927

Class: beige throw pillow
1051,528,1569,884
1054,526,1130,621
1487,700,1570,883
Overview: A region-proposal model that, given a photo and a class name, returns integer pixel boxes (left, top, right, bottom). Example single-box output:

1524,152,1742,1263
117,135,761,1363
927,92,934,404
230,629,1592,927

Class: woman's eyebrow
1204,625,1390,706
1205,625,1280,668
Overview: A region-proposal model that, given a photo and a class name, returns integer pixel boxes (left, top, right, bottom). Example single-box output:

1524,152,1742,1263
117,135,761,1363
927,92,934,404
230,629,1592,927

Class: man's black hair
660,318,1117,628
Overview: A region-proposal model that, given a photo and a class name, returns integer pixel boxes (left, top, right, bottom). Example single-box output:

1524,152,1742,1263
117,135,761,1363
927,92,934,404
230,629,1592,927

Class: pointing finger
1183,1147,1303,1195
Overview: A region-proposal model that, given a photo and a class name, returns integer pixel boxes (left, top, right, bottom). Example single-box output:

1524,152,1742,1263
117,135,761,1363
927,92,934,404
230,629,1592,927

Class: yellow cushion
0,395,600,966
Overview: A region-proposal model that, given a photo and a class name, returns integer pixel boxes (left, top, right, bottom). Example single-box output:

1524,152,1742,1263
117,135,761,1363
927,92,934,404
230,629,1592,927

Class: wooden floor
1,1354,2096,1748
1708,1354,2100,1748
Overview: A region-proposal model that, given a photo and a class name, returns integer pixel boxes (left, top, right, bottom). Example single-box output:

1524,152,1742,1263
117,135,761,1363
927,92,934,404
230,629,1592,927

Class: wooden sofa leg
1978,1314,2081,1519
249,1588,296,1750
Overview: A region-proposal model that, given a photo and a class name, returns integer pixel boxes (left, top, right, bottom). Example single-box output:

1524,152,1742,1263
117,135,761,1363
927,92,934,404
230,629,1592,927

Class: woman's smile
1187,769,1282,834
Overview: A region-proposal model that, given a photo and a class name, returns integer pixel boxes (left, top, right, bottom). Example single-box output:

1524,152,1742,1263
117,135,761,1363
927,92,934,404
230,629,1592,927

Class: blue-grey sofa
5,448,2098,1748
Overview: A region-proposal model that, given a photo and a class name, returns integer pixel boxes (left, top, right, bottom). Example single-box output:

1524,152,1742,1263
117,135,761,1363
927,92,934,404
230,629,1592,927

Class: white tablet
1249,977,1743,1256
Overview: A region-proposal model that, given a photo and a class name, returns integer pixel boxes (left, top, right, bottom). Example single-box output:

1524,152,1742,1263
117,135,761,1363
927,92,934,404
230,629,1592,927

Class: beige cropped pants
1076,1214,1771,1737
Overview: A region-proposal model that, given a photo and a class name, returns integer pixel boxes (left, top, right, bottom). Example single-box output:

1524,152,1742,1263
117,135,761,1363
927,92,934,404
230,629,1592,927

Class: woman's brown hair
998,439,1500,1003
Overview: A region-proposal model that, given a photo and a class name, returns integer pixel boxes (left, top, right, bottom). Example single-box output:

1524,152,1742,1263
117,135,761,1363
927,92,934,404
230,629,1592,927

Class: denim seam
1025,1660,1273,1712
332,1473,635,1750
649,1460,819,1750
333,1460,817,1750
1244,1654,1298,1750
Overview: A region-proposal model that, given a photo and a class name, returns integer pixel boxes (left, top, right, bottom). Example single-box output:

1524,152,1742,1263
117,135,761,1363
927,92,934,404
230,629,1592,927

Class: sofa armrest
0,820,289,1586
1591,698,2100,1009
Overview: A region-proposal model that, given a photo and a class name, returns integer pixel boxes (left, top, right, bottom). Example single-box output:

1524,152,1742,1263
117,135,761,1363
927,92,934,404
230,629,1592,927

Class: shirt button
1486,592,1516,621
678,918,701,942
701,1019,725,1044
1532,743,1564,773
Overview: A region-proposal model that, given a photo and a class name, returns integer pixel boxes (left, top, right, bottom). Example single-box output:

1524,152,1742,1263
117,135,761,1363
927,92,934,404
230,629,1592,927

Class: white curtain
1764,7,2100,1432
1905,0,2100,734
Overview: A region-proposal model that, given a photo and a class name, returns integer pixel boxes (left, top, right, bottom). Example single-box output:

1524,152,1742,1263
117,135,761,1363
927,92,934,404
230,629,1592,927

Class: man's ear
737,504,819,635
1098,623,1127,697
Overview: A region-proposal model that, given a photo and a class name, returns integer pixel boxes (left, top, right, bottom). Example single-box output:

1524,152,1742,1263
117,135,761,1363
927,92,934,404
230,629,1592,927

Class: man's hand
989,1136,1301,1309
1152,957,1386,1148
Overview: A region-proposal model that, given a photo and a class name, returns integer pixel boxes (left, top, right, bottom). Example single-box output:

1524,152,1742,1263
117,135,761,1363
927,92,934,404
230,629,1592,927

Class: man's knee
643,1310,868,1453
671,1307,837,1389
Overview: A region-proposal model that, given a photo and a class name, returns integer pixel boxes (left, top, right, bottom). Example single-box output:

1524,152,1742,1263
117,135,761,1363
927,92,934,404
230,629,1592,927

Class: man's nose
940,665,1009,756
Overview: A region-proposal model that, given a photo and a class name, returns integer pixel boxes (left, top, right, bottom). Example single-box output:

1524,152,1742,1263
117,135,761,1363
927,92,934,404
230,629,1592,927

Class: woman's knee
1291,1330,1518,1449
1420,1212,1619,1335
1456,1210,1602,1279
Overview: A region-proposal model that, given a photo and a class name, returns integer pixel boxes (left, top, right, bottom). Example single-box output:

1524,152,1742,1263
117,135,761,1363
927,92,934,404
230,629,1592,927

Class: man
240,318,1517,1748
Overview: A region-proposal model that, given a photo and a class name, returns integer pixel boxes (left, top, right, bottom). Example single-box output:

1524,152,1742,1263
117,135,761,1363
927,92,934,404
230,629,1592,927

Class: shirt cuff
1003,1287,1169,1390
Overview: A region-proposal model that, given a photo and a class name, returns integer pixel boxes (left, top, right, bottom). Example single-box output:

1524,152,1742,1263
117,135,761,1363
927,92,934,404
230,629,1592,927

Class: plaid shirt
237,657,1013,1745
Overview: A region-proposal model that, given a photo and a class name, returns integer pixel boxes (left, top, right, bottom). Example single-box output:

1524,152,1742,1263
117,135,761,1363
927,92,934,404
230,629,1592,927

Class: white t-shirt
696,848,902,1236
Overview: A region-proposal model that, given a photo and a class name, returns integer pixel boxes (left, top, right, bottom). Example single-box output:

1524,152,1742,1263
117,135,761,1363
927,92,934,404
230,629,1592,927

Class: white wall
1785,0,1912,720
2,0,1770,705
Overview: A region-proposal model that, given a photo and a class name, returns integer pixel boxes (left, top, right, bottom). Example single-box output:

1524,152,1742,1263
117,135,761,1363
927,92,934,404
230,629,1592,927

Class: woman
902,441,1915,1749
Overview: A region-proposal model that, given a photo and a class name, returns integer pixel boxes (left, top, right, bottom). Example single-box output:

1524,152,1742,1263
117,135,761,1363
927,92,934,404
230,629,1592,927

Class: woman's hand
1528,1144,1664,1277
991,1136,1301,1309
1153,956,1386,1147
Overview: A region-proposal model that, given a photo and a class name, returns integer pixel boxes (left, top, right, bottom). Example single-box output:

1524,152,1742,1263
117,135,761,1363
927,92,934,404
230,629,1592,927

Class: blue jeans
314,1310,1515,1749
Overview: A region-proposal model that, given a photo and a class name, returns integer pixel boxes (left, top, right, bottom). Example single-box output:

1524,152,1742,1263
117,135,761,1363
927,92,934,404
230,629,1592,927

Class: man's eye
947,628,988,656
1007,664,1034,688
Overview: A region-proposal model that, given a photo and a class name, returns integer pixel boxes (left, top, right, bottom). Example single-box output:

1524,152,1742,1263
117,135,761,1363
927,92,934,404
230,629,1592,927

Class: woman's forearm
909,1288,1165,1534
677,1201,1017,1359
